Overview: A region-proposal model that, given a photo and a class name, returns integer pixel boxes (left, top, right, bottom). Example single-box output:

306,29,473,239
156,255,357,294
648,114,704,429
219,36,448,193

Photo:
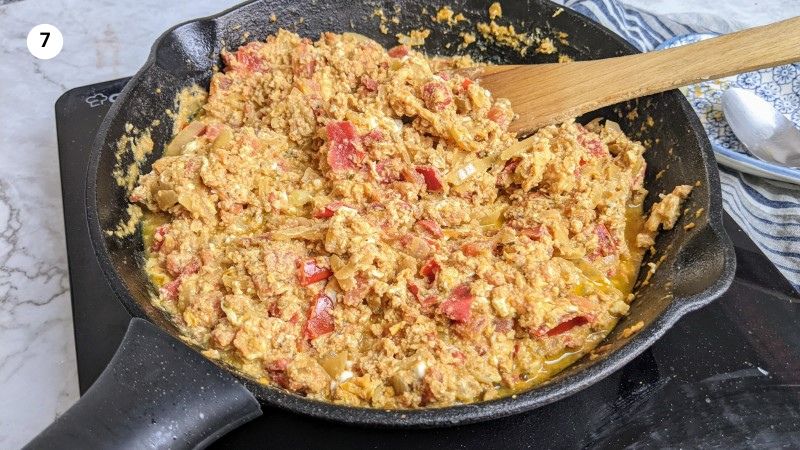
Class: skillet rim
86,0,736,427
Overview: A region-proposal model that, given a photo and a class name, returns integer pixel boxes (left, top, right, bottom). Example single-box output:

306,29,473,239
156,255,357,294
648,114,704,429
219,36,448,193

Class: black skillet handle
671,222,737,302
25,318,262,450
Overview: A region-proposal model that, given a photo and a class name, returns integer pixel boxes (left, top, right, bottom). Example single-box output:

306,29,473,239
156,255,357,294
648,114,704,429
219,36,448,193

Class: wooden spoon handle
477,16,800,133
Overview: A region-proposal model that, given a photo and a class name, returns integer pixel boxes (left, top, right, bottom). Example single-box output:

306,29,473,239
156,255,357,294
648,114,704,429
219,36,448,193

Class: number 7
40,32,50,47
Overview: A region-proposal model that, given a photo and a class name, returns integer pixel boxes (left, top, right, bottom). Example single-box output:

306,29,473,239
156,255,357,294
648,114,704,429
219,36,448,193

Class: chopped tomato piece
415,166,444,191
419,258,441,283
503,157,521,175
487,106,503,121
416,219,443,238
487,105,510,130
224,41,267,72
238,52,264,72
519,226,544,240
441,284,473,323
461,242,483,256
203,124,222,140
326,121,364,172
545,315,590,336
304,293,335,340
266,358,290,388
492,243,504,257
460,78,473,93
327,120,359,141
166,254,201,277
363,129,384,146
160,278,182,302
590,224,617,260
407,282,421,301
421,81,453,111
268,302,281,317
267,358,289,372
313,201,345,219
578,134,606,157
388,45,409,58
360,75,378,92
343,276,370,306
151,225,169,252
182,257,201,275
296,259,333,286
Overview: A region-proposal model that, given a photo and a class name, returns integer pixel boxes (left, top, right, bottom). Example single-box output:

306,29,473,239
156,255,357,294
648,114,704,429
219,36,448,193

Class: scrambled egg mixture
130,30,690,408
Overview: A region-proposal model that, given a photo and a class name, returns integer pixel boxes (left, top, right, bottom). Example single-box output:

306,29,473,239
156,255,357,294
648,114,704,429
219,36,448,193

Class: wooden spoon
468,16,800,134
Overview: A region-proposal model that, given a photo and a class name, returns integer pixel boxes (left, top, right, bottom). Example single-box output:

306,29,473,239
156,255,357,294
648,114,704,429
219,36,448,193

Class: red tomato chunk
421,81,453,111
590,224,617,260
326,121,364,171
224,41,267,72
151,225,169,252
387,45,409,58
419,259,441,283
417,219,443,238
160,278,182,302
546,316,590,336
415,166,444,191
578,134,607,158
297,259,333,286
360,75,379,92
313,201,345,219
304,293,335,340
441,284,473,323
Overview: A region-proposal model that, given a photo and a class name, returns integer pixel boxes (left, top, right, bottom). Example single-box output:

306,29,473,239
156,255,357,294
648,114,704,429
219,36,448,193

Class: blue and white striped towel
557,0,800,292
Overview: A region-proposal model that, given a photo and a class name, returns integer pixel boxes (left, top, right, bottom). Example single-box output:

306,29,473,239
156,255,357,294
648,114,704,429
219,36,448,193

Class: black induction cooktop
57,79,800,449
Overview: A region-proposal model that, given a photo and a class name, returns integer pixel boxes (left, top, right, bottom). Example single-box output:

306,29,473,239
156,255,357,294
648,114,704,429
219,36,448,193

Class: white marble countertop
0,0,797,447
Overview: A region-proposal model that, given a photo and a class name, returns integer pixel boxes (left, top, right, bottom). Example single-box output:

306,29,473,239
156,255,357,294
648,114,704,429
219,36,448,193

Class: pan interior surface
87,0,734,427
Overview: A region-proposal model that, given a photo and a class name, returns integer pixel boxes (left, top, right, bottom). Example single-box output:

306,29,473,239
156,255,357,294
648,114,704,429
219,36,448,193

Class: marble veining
0,0,795,448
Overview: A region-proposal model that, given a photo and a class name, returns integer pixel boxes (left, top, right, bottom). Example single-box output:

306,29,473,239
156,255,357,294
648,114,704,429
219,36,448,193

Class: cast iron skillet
29,0,736,448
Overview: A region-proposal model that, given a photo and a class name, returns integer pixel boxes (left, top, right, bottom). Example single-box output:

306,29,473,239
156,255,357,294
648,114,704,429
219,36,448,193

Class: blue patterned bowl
657,33,800,185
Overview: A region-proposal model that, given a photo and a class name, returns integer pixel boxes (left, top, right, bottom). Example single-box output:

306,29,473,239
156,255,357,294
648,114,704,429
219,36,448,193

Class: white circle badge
27,24,63,60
